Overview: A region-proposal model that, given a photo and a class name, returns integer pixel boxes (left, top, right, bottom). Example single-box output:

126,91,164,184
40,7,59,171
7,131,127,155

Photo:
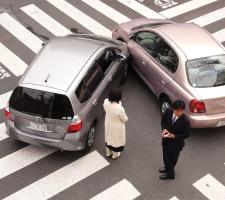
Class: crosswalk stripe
81,0,130,24
0,91,12,110
116,0,164,19
0,43,28,76
90,179,140,200
3,151,109,200
169,197,180,200
160,0,218,19
46,0,111,37
0,13,43,53
0,145,56,180
187,6,225,27
193,174,225,200
0,123,8,141
20,4,71,36
212,29,225,43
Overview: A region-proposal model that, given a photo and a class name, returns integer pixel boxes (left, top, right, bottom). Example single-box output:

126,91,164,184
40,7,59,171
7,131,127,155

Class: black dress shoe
159,167,166,173
159,174,175,180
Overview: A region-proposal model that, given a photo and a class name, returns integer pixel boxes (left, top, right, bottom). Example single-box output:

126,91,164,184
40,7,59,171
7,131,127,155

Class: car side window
156,41,179,73
135,31,161,57
75,62,104,103
98,49,117,75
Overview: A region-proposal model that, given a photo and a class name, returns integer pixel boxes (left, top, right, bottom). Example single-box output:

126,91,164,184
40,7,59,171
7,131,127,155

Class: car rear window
9,87,74,120
186,55,225,88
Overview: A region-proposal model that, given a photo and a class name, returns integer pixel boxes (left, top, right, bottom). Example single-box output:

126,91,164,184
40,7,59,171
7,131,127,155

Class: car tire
160,97,172,115
83,124,96,152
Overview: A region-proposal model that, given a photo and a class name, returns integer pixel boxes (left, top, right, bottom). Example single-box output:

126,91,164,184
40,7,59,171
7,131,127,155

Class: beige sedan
112,18,225,128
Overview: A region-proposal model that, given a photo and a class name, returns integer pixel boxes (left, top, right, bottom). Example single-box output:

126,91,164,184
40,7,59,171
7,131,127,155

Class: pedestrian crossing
0,0,225,199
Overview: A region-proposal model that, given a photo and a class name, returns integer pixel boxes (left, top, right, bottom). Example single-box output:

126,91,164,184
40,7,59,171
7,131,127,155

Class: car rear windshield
186,55,225,88
9,87,74,120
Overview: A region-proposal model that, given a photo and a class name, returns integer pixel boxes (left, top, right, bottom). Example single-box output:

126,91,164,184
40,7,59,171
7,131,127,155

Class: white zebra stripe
82,0,131,23
90,179,141,200
0,13,43,53
0,91,12,110
0,123,8,141
0,43,27,76
3,151,109,200
160,0,218,19
20,4,71,36
212,28,225,43
46,0,111,37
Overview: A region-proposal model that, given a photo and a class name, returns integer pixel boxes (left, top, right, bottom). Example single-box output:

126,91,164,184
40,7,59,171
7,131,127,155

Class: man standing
159,100,190,180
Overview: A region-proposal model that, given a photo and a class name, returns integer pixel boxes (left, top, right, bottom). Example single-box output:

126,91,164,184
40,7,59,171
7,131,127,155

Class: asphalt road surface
0,0,225,199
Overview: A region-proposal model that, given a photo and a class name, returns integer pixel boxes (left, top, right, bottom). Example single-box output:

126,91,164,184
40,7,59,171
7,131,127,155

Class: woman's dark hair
108,89,122,103
172,100,185,110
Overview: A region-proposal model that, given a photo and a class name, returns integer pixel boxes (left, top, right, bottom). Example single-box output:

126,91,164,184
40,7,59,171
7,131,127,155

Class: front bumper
5,121,86,151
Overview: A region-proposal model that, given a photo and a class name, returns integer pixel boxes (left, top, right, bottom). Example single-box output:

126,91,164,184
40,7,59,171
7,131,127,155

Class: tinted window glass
157,42,178,73
186,55,225,88
9,87,74,120
76,63,103,103
135,31,161,56
99,50,116,74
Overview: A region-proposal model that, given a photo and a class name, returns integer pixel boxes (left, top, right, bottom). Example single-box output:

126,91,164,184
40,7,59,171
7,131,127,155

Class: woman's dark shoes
159,174,175,180
159,167,166,173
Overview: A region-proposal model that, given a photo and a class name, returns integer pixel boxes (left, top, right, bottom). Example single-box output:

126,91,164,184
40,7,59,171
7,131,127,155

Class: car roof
155,23,225,60
21,36,104,92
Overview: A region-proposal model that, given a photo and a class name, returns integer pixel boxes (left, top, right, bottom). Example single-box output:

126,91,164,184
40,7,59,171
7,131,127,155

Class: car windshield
186,55,225,88
9,87,74,120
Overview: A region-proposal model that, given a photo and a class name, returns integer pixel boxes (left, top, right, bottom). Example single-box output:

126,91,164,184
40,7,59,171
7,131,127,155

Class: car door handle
142,60,147,65
108,75,113,82
92,99,98,106
161,80,167,85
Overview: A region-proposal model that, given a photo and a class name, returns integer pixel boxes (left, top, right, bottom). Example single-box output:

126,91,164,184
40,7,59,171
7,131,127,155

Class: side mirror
117,54,127,61
42,42,46,47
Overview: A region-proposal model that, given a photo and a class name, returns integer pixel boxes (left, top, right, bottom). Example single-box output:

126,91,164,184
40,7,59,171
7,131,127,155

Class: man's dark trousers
161,108,190,178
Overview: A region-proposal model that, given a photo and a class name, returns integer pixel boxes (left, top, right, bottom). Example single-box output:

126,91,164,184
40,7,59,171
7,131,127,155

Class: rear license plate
29,122,47,132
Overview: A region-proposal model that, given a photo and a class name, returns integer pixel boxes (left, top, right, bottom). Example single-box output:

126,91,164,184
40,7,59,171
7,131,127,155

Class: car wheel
160,97,172,115
83,124,96,152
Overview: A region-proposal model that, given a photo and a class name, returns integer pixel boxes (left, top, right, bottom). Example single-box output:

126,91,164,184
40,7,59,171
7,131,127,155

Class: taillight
67,120,82,133
4,106,13,121
189,99,206,113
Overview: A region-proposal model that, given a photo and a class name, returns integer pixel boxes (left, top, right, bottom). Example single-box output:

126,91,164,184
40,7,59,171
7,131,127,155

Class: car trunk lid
9,86,74,139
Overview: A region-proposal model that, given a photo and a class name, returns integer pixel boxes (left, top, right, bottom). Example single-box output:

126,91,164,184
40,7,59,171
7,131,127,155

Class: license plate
29,122,47,132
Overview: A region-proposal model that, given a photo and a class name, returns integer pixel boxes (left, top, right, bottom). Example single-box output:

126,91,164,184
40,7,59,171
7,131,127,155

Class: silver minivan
4,34,128,151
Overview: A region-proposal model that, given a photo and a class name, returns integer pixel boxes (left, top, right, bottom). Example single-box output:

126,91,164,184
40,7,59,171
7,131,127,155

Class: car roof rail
131,22,172,31
67,32,123,46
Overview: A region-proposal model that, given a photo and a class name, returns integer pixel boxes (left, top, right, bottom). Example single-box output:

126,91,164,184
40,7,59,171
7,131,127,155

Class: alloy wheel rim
162,101,170,113
88,127,95,147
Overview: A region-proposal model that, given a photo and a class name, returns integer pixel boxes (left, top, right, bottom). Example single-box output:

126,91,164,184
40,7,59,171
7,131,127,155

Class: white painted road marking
3,151,109,200
0,123,8,141
90,179,141,200
0,13,43,53
116,0,164,19
0,91,12,110
169,197,180,200
0,145,57,179
160,0,218,18
213,29,225,43
0,43,28,76
187,6,225,27
82,0,131,23
46,0,111,37
21,4,71,36
193,174,225,200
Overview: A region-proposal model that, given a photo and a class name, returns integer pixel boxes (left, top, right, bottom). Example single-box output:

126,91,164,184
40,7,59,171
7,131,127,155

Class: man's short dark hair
109,89,122,103
172,100,185,110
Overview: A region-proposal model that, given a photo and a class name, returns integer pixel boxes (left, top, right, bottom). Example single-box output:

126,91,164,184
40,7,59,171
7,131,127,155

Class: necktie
172,115,176,124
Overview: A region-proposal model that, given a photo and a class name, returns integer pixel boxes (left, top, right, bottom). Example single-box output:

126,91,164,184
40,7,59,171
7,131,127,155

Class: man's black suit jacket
161,108,190,151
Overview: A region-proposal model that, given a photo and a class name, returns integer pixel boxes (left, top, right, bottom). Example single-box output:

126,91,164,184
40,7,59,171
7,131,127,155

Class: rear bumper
5,121,86,151
189,113,225,128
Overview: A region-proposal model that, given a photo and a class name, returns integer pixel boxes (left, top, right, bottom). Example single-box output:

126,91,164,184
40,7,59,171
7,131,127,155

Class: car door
128,31,162,91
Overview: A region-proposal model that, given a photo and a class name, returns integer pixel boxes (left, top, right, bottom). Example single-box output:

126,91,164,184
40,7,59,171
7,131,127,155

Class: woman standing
103,89,128,159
